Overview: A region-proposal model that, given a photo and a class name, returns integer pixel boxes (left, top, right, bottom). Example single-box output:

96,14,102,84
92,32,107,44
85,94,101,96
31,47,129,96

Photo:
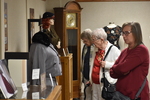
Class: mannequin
42,12,61,49
29,31,62,86
107,22,117,28
103,22,121,49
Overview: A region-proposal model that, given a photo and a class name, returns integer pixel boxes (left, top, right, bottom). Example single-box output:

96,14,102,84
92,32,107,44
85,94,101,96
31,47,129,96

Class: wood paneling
76,0,150,2
56,54,73,100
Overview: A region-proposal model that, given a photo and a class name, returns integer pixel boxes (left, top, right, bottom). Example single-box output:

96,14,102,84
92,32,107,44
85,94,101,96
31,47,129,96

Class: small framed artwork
28,19,41,51
30,8,35,39
4,3,8,51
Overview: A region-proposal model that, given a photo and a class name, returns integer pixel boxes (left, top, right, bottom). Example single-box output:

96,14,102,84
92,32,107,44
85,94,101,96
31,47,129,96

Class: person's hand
56,41,61,49
86,81,92,87
101,61,105,68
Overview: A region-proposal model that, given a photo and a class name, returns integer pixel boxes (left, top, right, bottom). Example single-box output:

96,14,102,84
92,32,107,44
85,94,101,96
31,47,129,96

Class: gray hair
81,28,92,41
92,28,107,41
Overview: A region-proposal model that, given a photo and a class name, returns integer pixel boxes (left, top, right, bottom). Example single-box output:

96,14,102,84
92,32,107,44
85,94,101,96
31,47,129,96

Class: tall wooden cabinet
56,54,73,100
54,1,82,98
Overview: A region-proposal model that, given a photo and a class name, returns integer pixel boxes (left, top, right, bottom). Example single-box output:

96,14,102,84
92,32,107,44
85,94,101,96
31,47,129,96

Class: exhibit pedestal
56,53,73,100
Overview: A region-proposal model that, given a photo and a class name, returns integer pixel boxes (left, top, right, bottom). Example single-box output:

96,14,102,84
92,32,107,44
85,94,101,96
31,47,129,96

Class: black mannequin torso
103,24,122,49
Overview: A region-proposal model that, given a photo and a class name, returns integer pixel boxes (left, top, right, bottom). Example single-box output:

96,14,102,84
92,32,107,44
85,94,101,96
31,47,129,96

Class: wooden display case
1,85,62,100
75,0,150,2
56,53,73,100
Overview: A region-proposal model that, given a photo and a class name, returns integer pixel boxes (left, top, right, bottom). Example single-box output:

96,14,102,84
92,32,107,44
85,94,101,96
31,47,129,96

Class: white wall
8,60,27,87
79,1,150,50
46,0,69,11
0,0,46,58
0,0,5,58
7,0,27,52
0,0,46,87
46,0,150,50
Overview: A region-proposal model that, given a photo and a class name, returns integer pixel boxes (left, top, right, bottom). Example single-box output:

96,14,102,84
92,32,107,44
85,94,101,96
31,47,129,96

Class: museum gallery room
0,0,150,100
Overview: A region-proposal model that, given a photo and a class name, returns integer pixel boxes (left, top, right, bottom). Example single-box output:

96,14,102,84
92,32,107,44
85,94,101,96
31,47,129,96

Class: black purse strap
103,45,113,61
102,45,113,78
134,78,146,99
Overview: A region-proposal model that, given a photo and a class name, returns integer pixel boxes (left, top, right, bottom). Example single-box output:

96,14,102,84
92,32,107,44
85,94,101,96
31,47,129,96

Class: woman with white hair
89,28,121,100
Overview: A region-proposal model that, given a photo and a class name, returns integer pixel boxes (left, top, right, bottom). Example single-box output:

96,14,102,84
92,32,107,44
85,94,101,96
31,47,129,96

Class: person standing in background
90,28,121,100
81,29,94,100
110,22,150,100
42,12,61,49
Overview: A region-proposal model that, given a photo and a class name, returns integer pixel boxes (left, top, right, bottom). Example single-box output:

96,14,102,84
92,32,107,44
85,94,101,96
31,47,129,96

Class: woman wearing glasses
110,22,150,100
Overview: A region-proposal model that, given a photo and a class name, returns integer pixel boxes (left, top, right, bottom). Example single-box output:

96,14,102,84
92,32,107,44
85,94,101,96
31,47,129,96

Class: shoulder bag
111,78,146,100
101,45,116,100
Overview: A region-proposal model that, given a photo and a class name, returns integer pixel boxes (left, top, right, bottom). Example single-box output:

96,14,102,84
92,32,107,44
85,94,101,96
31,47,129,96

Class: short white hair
84,28,92,33
92,28,107,41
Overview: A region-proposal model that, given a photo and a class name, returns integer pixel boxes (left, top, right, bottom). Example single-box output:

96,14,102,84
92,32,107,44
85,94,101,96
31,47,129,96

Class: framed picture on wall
28,19,41,51
4,3,8,51
28,8,42,51
30,8,35,39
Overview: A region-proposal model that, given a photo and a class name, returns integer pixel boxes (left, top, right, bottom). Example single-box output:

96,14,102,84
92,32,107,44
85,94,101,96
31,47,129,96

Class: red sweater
110,44,149,100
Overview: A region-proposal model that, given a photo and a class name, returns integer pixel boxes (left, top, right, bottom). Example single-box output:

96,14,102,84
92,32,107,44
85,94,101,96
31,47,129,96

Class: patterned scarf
96,49,105,63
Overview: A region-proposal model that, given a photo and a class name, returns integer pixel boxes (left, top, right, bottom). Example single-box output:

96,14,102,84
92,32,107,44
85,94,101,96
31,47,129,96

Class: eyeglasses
121,31,132,36
92,38,100,42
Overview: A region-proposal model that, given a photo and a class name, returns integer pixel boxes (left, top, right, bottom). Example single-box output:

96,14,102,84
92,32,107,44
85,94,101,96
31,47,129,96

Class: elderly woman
110,22,149,100
81,28,94,100
90,28,121,100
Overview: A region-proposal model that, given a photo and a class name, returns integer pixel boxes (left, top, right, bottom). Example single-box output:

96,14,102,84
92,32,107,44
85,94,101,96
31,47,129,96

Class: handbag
111,91,130,100
111,78,146,100
101,45,116,99
101,77,116,99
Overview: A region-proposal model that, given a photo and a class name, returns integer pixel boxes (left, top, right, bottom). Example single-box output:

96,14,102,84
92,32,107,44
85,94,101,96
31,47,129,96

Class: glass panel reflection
67,29,78,80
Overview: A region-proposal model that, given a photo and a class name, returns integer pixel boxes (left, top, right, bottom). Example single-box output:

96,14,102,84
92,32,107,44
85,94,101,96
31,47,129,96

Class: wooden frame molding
75,0,150,2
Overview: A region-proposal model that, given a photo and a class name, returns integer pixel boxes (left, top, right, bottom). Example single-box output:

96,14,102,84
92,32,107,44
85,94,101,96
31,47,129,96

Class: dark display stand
4,52,30,83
